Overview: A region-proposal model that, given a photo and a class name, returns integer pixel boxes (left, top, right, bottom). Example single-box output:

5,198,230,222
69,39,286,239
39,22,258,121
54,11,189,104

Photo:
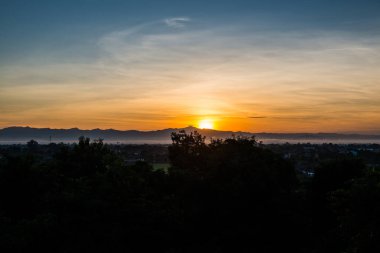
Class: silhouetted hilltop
1,126,380,144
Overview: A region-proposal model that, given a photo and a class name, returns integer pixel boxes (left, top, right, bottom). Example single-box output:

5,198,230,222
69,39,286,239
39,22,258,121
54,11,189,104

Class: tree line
0,131,379,252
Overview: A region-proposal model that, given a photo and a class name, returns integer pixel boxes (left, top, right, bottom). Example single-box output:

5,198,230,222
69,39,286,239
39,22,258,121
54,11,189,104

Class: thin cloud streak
164,17,191,28
1,18,380,132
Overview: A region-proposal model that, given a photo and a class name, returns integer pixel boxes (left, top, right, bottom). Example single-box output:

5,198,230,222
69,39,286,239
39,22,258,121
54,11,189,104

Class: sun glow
198,119,214,129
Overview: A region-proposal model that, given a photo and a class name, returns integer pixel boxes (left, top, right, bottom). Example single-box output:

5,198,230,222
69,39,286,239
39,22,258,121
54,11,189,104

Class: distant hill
1,126,380,144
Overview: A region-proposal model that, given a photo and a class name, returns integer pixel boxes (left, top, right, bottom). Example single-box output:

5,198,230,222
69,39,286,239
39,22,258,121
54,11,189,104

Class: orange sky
1,20,380,133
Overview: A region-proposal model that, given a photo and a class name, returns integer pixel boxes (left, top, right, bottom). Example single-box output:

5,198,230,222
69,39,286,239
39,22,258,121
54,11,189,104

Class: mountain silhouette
1,126,380,144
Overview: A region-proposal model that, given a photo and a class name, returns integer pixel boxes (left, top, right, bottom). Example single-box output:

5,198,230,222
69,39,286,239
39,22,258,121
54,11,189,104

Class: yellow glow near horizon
1,22,380,134
198,119,214,129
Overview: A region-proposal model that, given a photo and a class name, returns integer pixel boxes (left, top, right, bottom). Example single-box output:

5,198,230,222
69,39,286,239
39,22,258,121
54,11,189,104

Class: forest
0,131,379,252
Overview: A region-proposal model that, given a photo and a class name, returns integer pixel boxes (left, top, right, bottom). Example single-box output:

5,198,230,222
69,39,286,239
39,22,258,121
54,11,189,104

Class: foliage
0,132,378,252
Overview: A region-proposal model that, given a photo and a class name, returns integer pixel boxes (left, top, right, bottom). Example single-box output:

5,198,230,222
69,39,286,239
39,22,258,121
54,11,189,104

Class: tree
167,131,300,252
27,139,38,150
168,130,209,178
54,136,115,178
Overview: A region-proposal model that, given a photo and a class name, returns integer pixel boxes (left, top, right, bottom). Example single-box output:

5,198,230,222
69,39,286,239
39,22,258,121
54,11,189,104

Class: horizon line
1,125,380,136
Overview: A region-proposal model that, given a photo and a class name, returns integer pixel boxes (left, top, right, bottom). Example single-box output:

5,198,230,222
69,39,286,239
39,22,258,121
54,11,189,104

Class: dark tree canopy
27,139,39,150
0,133,378,253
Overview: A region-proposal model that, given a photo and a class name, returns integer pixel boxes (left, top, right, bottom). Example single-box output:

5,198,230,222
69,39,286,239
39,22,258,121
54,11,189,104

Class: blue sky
1,0,379,62
1,0,380,132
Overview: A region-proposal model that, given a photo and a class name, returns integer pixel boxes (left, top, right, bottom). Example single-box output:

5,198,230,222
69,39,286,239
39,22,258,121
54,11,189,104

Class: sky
1,0,380,133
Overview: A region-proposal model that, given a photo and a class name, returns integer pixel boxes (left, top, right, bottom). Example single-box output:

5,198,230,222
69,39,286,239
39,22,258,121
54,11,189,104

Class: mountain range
1,126,380,144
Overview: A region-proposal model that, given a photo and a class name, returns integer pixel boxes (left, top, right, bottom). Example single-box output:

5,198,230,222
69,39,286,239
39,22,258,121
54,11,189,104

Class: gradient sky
1,0,380,133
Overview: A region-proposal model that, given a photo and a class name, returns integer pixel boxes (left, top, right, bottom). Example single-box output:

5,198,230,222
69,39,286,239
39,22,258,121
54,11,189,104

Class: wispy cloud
1,18,380,132
164,17,190,28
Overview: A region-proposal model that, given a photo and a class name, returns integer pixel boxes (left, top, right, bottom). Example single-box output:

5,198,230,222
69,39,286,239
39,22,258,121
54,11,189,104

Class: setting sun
198,119,214,129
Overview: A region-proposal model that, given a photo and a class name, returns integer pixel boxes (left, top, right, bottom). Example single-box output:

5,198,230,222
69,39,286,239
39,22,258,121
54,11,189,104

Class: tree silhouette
0,133,378,252
27,139,38,151
167,131,299,252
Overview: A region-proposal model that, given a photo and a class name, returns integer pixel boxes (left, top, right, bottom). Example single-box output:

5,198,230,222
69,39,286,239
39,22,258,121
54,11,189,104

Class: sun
198,119,214,129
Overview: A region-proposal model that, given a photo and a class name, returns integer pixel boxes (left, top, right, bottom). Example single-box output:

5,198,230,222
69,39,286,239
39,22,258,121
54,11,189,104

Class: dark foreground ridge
0,131,379,252
1,126,380,144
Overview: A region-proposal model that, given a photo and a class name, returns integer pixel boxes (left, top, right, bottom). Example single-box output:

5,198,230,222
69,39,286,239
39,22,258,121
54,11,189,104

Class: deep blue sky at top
1,0,380,62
